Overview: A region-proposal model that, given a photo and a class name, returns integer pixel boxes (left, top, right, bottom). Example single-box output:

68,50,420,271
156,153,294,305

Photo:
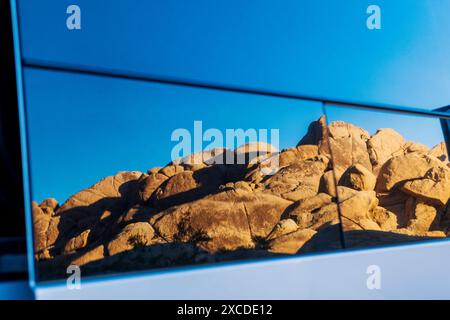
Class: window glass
17,0,450,109
324,105,449,249
24,68,343,281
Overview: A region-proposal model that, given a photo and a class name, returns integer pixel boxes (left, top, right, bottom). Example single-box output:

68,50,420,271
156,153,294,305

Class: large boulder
339,164,376,191
107,222,156,256
264,156,328,201
429,142,449,162
138,173,169,202
297,115,328,149
403,141,429,155
376,154,444,193
288,193,333,228
32,201,60,258
63,229,91,254
172,148,231,166
150,190,291,253
267,229,317,254
406,201,438,233
234,142,278,165
339,191,379,230
326,121,372,172
368,207,398,231
320,170,337,197
152,166,226,208
366,128,405,174
401,165,450,207
278,145,319,167
266,219,299,241
57,171,144,215
158,164,184,178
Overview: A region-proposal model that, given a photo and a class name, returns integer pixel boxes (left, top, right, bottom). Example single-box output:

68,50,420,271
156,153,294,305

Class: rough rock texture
339,164,376,191
429,142,449,162
33,117,450,280
263,156,329,201
367,128,405,175
326,121,372,172
375,154,445,192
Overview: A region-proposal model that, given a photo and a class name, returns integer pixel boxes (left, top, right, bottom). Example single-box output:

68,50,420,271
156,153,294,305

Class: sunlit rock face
33,117,450,280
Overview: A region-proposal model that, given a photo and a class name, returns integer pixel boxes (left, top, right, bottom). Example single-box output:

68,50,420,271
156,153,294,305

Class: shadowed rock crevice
33,117,450,280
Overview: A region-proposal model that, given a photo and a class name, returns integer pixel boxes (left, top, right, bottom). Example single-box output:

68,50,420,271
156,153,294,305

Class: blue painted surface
9,0,450,295
10,0,36,288
17,0,450,110
0,281,33,300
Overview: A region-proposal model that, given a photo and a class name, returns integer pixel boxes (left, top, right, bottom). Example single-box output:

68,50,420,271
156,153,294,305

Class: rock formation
33,116,450,280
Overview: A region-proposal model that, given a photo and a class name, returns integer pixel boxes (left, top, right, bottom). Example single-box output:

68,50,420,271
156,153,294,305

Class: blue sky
24,68,324,203
20,1,450,203
19,0,450,109
325,105,444,148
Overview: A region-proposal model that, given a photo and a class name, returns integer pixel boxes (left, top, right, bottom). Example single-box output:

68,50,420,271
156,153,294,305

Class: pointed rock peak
429,141,449,162
297,115,328,147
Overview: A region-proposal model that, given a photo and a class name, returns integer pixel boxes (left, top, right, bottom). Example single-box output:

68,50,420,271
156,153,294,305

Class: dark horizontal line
23,59,450,120
0,272,28,282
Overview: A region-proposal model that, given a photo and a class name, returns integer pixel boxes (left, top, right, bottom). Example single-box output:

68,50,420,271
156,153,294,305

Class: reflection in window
324,105,450,249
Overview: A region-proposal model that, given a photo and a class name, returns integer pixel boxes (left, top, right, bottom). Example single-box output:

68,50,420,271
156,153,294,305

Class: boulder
154,171,198,201
71,245,105,267
403,141,429,155
339,191,378,230
336,186,359,203
138,173,168,202
40,198,59,213
308,203,340,230
297,115,328,148
147,167,162,174
264,156,328,201
267,229,317,254
152,166,225,208
368,207,398,231
117,205,156,224
32,202,54,255
288,193,333,228
429,142,449,162
367,128,405,174
57,171,144,215
173,148,231,166
376,154,444,192
107,222,156,256
406,201,438,232
339,164,376,191
266,219,298,241
401,165,450,207
320,170,337,197
159,164,184,178
326,121,372,172
151,190,291,253
234,142,277,165
63,229,91,254
279,145,319,167
32,201,66,257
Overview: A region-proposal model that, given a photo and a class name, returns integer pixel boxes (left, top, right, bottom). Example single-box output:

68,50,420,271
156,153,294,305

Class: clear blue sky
24,68,325,203
325,105,444,148
20,1,450,203
19,0,450,109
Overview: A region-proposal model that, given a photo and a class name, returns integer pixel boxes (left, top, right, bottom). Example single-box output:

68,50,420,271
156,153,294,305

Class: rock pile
33,116,450,280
